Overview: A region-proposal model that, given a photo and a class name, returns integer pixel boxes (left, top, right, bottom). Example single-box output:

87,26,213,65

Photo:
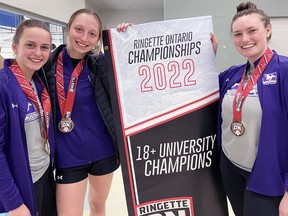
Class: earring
93,44,99,51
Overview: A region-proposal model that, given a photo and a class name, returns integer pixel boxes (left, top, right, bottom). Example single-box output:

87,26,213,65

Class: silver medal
230,121,245,136
58,118,74,133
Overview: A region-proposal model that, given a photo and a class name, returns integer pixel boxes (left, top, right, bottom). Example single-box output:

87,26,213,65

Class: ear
12,42,18,54
266,24,272,38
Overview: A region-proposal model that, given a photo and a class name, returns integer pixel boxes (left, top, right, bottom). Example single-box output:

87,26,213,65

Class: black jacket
40,45,117,146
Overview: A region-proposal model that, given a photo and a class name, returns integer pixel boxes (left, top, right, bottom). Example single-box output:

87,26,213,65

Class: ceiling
86,0,163,11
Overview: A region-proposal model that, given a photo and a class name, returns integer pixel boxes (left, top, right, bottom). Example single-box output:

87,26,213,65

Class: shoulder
0,69,10,91
88,53,105,66
270,51,288,73
0,66,15,103
0,60,13,84
277,60,288,78
219,64,245,82
87,53,107,74
43,44,65,72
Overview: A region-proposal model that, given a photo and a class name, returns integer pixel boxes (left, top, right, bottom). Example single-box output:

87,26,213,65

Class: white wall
85,0,163,29
0,0,86,23
1,0,163,29
96,9,164,29
164,0,288,71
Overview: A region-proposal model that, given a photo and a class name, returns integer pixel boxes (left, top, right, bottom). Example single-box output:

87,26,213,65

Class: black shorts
34,167,57,216
55,154,120,184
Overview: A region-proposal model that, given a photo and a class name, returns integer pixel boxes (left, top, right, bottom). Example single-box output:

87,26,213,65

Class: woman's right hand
9,204,31,216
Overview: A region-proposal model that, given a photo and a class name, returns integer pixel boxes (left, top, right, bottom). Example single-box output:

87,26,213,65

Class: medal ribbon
56,51,84,118
232,48,273,122
10,61,51,142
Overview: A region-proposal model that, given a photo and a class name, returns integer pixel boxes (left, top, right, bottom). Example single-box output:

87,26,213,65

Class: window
0,9,65,58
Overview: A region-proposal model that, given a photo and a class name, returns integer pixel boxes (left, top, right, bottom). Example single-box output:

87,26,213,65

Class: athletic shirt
25,79,50,183
221,64,262,171
55,48,115,168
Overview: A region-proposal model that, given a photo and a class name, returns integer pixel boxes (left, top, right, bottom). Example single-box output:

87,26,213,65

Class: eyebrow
232,26,256,33
25,41,51,46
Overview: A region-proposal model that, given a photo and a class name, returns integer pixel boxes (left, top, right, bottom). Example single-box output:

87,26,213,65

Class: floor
83,168,235,216
0,167,234,216
83,167,128,216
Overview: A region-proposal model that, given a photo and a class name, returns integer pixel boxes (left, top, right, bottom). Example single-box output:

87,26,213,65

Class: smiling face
12,27,51,80
66,13,101,59
231,13,272,64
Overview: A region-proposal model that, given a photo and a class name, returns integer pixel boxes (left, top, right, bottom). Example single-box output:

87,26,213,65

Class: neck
248,48,269,66
24,71,33,82
66,47,85,60
14,60,34,82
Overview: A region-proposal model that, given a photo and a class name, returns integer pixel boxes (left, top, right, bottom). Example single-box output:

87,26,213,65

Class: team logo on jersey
25,102,39,122
262,72,277,85
27,102,34,112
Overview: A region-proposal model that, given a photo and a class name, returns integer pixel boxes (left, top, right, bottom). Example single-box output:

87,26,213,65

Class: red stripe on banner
124,90,219,136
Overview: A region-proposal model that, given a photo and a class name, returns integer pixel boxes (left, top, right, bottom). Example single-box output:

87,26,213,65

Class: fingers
210,32,218,55
116,23,133,32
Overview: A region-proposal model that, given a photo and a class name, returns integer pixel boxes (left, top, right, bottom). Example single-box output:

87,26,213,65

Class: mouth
241,44,255,49
29,58,42,63
76,41,88,48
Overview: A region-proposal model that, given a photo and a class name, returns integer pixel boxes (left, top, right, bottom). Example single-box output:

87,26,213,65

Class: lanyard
231,48,273,136
10,61,51,154
56,51,84,132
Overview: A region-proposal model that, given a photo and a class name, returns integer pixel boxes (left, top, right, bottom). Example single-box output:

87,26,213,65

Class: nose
242,33,250,42
80,32,89,41
34,46,42,55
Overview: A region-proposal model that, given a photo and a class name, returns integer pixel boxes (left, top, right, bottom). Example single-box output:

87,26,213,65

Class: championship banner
103,16,228,216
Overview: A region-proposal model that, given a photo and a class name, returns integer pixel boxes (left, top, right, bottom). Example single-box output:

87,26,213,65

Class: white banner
104,16,228,216
108,16,219,135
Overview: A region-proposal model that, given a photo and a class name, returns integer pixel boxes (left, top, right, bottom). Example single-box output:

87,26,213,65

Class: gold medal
230,121,245,136
44,140,50,155
58,118,74,133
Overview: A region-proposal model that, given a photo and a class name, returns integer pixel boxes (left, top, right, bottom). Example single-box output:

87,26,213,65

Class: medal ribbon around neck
231,48,273,136
10,61,51,153
56,51,84,121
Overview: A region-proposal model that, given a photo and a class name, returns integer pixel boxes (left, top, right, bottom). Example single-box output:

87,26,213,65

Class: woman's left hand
210,33,218,55
116,23,133,32
279,192,288,216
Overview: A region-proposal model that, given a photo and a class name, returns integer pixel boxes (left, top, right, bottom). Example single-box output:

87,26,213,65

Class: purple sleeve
280,61,288,192
0,94,23,211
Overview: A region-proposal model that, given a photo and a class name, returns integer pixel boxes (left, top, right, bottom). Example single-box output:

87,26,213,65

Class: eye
25,42,36,49
248,29,257,34
75,27,83,33
233,32,242,38
88,32,97,38
41,45,51,51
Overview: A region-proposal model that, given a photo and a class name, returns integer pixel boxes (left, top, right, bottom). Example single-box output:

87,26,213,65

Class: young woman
218,1,288,215
0,19,56,216
43,9,130,216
